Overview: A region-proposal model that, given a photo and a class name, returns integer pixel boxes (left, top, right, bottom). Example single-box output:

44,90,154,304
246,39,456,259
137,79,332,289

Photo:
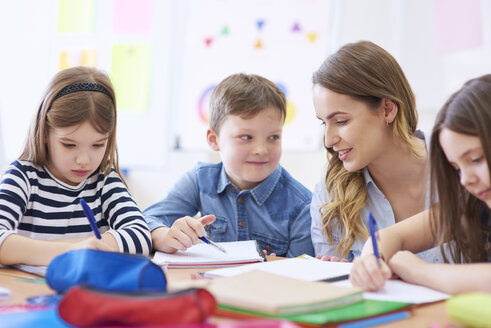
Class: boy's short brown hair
209,73,286,133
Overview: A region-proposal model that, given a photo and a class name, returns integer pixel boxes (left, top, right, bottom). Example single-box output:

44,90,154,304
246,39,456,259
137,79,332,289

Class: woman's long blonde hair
19,66,122,180
312,41,419,257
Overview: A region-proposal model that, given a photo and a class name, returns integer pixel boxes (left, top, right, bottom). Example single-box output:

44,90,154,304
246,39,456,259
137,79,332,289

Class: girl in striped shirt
0,66,151,266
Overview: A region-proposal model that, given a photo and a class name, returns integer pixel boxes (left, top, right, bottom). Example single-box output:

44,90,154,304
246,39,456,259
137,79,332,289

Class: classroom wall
0,0,490,209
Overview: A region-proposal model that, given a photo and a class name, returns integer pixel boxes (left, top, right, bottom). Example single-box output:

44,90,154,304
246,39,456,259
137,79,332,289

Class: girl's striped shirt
0,160,151,255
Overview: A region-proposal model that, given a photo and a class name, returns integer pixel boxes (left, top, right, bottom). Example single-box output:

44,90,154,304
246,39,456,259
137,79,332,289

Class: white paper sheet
204,257,352,281
333,279,450,304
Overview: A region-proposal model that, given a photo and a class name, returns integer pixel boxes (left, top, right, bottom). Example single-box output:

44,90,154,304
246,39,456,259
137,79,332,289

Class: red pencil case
58,285,216,327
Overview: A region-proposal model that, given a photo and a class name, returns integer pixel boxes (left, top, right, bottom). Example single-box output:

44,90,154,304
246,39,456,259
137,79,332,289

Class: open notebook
204,257,352,282
152,240,265,268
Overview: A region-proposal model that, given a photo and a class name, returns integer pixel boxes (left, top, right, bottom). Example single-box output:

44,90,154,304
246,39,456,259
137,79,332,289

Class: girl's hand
68,236,115,253
350,253,392,291
316,254,349,262
263,250,276,257
156,215,216,253
388,251,425,284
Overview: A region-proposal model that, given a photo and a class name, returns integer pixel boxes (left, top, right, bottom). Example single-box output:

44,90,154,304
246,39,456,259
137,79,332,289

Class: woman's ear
206,129,220,151
383,99,398,124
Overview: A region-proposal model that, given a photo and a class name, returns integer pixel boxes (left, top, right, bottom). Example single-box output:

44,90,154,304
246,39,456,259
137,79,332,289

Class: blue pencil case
46,249,166,294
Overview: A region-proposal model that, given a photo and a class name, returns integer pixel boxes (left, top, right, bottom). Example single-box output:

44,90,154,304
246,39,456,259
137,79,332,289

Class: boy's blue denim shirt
144,162,314,257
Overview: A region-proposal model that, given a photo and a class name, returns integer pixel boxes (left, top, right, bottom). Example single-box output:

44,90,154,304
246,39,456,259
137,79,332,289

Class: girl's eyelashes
471,156,483,163
270,135,280,141
336,120,348,125
62,143,75,148
239,135,252,140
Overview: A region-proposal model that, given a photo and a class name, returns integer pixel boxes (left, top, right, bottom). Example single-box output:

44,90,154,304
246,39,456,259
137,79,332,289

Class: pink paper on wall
113,0,153,34
433,0,483,53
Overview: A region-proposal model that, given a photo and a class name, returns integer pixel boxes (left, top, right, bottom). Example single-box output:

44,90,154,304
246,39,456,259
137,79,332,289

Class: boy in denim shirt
144,73,314,257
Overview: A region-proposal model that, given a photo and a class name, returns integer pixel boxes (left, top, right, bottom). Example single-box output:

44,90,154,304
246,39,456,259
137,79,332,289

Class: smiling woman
310,41,444,264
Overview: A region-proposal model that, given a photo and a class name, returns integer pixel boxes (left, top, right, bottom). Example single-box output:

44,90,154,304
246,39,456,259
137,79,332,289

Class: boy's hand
350,253,391,291
153,215,216,253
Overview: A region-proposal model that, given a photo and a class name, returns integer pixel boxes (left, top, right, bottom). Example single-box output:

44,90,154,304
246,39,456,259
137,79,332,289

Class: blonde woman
310,41,443,263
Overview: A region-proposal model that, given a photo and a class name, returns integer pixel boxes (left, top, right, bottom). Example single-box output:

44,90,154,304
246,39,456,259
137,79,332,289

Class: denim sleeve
287,202,315,257
143,167,200,231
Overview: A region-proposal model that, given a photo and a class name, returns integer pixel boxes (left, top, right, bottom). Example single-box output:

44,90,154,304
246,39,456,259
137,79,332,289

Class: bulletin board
172,0,334,151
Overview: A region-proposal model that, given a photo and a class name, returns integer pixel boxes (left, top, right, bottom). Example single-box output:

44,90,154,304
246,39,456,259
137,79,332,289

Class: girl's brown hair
19,66,122,178
312,41,419,257
429,74,491,263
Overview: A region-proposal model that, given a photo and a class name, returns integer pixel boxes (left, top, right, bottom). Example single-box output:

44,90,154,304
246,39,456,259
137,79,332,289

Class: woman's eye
336,120,348,125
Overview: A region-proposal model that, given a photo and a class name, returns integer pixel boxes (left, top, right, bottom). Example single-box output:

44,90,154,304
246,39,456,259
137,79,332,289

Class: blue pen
80,198,102,239
368,212,380,267
199,236,227,253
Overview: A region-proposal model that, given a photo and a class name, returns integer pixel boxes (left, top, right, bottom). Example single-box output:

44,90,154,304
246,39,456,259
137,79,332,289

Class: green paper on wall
110,44,152,112
56,0,94,33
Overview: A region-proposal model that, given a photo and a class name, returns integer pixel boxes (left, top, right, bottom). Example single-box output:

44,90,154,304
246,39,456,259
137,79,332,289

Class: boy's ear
206,129,220,151
383,99,398,124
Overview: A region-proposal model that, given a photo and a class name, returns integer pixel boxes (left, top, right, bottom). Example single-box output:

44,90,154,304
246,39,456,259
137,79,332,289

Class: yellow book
206,270,363,315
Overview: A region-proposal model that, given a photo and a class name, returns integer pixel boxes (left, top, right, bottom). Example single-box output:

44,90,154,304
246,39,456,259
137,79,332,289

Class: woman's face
439,128,491,209
313,85,390,172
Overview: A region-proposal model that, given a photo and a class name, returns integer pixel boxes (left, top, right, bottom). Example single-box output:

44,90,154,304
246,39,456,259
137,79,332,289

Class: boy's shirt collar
216,163,282,206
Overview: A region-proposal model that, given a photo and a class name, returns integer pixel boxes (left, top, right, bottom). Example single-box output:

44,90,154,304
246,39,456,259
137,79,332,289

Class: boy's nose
253,142,268,154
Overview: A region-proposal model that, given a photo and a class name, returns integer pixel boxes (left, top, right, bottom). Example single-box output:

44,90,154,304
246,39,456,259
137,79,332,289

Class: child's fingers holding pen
350,255,391,291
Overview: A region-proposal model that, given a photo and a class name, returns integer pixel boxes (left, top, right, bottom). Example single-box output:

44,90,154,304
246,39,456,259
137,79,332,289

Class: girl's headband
53,82,114,102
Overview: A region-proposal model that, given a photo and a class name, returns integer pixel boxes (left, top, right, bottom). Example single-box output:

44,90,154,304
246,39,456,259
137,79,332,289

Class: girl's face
46,121,109,186
313,85,390,172
439,128,491,209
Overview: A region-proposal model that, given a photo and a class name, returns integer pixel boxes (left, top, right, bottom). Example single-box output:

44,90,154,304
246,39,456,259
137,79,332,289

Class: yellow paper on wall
110,44,152,112
56,0,94,33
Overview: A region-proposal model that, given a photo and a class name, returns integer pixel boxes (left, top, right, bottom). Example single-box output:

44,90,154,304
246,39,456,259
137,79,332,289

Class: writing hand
350,253,391,291
155,214,216,253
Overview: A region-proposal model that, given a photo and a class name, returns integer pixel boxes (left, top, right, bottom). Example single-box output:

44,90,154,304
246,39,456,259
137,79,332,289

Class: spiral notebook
152,240,266,268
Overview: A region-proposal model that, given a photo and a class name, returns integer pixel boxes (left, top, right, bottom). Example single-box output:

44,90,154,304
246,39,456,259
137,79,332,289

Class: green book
218,299,409,325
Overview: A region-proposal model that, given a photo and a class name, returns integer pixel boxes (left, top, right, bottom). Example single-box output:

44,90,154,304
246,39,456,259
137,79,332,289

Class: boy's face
207,106,283,190
46,120,108,186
